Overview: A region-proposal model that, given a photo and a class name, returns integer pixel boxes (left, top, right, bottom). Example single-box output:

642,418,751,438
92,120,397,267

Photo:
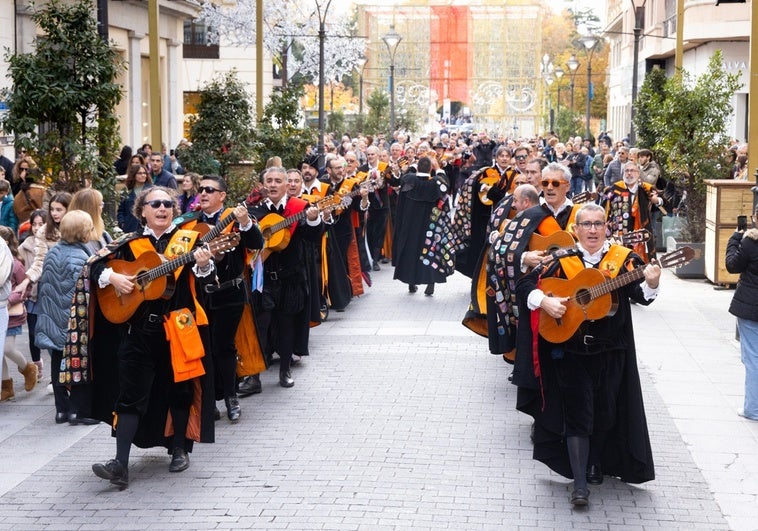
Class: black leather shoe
586,464,603,485
225,396,241,423
55,412,67,424
69,413,100,425
279,370,294,388
169,448,190,473
424,283,435,296
408,284,418,293
92,459,128,489
570,487,590,506
372,262,381,271
238,374,262,397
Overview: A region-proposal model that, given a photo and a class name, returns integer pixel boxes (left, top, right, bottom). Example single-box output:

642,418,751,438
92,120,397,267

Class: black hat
301,154,320,168
433,143,445,150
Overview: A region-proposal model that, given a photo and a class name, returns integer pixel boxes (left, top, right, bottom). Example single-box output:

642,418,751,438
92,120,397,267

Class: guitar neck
141,251,196,283
589,267,645,300
269,209,309,234
201,212,236,242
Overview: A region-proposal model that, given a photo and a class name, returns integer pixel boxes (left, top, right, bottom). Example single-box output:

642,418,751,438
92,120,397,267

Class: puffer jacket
726,227,758,322
35,241,91,351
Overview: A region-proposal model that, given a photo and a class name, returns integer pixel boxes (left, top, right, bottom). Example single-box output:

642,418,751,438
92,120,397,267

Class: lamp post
580,34,599,141
382,25,402,140
554,66,565,115
541,54,555,132
356,54,367,117
629,0,647,147
315,0,332,166
566,54,580,112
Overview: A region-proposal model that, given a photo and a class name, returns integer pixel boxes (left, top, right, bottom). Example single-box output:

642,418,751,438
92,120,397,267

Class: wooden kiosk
704,179,755,286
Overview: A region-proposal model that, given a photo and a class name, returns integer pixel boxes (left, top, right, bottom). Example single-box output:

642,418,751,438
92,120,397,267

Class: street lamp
356,54,367,117
554,66,565,115
541,54,555,132
580,34,599,141
629,0,647,146
315,0,332,166
382,25,402,140
566,54,580,112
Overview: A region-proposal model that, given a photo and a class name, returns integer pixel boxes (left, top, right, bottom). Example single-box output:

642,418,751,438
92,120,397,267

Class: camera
462,150,472,160
738,215,748,231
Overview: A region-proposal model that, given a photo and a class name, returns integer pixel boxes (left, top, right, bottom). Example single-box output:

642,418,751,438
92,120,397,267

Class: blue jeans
737,318,758,419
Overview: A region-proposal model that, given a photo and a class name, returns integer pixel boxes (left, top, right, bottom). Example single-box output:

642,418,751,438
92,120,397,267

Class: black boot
225,396,241,422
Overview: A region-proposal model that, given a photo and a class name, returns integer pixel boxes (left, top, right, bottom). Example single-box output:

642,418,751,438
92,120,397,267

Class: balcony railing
663,15,677,38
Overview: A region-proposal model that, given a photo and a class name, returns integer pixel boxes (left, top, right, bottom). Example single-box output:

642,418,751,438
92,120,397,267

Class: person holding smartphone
726,208,758,421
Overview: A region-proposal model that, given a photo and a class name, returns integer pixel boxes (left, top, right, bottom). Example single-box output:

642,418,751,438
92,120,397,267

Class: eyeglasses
541,179,566,188
145,199,174,209
515,155,528,161
198,186,221,194
576,221,606,229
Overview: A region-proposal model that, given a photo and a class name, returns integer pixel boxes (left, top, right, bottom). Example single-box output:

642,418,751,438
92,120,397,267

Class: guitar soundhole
576,288,591,306
261,228,271,239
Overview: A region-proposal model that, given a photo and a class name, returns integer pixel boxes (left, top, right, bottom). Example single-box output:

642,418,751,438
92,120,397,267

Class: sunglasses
541,179,566,188
198,186,221,194
145,199,174,209
515,155,528,161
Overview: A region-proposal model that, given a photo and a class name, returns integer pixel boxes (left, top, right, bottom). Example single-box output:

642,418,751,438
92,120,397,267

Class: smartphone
738,215,748,231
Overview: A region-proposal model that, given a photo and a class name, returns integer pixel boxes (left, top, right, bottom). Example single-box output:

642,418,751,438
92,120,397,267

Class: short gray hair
543,162,571,182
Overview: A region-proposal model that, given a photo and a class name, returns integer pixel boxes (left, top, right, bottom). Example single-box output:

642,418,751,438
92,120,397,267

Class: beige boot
34,360,43,382
1,379,14,401
20,363,38,392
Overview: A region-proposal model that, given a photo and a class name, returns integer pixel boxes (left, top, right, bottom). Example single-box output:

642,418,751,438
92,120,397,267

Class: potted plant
633,51,741,276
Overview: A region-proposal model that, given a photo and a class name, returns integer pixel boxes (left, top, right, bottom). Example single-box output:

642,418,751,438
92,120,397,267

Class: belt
204,277,244,294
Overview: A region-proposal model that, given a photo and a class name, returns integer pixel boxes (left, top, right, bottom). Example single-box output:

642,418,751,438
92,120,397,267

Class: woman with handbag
0,226,37,401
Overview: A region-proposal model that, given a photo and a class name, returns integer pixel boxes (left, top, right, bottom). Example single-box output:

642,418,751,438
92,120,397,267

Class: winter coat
8,257,26,328
0,195,19,233
726,228,758,322
35,241,91,351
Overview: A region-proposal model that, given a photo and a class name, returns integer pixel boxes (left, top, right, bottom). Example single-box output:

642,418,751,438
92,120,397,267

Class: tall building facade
0,0,271,156
357,0,544,138
604,0,749,145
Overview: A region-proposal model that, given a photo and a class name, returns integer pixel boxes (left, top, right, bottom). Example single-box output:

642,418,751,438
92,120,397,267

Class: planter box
667,238,705,279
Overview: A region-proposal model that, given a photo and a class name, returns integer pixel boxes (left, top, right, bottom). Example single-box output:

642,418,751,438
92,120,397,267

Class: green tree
2,0,125,198
328,110,345,136
363,89,389,136
633,67,667,151
554,108,583,140
182,70,257,178
252,81,315,170
634,51,741,242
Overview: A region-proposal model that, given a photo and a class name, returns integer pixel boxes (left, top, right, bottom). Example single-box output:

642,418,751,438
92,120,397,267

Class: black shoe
279,370,294,388
380,257,390,264
213,406,221,421
238,374,262,397
372,262,381,271
424,284,435,296
68,413,100,426
570,487,590,507
169,448,190,473
92,459,128,489
55,411,67,424
225,396,241,423
586,464,603,485
408,284,418,293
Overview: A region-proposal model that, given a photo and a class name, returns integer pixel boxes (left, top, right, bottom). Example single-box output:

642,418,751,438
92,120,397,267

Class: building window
183,21,219,59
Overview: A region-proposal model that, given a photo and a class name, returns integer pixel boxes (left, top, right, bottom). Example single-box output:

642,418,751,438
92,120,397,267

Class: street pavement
0,263,756,530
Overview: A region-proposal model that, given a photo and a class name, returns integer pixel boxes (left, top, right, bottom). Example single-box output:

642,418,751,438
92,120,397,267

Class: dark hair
124,164,152,190
29,208,47,227
118,145,132,162
201,174,227,192
46,192,72,241
417,156,432,173
0,225,21,261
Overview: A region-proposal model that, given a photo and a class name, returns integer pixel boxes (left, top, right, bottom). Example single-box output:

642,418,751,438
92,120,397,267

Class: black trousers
207,304,244,400
366,208,388,263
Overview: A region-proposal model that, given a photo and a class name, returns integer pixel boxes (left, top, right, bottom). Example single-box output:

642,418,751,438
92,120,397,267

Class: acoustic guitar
477,168,504,207
194,203,246,243
529,229,650,253
98,233,240,324
538,246,694,343
572,190,598,204
259,182,375,258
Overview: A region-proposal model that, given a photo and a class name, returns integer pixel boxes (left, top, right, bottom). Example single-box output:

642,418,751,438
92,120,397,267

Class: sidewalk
0,266,754,529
